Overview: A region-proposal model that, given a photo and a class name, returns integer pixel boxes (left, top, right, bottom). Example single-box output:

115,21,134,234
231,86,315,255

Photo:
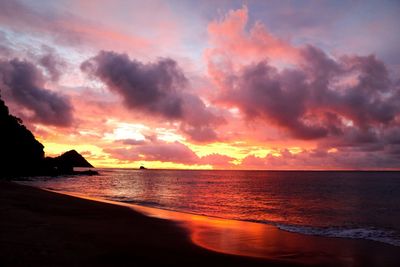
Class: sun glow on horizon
1,1,399,170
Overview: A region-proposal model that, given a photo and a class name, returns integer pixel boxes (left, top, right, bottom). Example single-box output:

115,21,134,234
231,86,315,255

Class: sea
19,169,400,247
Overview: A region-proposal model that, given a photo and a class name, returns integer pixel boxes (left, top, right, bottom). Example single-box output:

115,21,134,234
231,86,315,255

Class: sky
0,0,400,170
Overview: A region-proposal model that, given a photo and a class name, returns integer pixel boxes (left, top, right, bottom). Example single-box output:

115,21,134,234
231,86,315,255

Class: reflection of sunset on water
51,189,397,266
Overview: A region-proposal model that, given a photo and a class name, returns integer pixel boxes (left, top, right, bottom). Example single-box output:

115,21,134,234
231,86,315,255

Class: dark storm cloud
223,45,400,141
302,47,397,128
81,51,185,119
81,51,224,142
0,58,73,126
228,61,328,139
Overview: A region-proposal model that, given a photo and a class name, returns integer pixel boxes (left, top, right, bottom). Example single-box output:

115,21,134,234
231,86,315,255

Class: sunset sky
1,0,399,169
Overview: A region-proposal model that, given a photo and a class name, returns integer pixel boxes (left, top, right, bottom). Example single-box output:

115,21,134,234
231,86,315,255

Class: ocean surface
20,169,400,247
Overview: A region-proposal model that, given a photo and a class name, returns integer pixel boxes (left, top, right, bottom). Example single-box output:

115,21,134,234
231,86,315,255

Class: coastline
1,181,399,267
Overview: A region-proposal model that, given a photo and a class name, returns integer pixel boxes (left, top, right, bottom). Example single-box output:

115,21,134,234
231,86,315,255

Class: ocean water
20,169,400,247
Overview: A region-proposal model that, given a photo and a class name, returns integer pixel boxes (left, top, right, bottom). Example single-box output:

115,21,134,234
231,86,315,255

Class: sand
1,181,399,267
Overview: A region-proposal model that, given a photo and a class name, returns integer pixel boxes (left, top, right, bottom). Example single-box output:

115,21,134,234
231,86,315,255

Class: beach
1,181,399,267
1,1,399,266
0,181,295,267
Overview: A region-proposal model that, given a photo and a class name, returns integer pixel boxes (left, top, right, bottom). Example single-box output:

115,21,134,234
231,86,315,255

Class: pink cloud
0,0,158,56
199,153,235,169
205,8,399,140
205,6,301,93
81,51,224,142
201,6,400,168
105,139,235,168
239,147,400,170
1,2,399,169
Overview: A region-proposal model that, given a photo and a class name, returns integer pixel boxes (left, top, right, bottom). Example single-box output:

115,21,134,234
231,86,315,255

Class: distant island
139,166,147,170
0,94,97,178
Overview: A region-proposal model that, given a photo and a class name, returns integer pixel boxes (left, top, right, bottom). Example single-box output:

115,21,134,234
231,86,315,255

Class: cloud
206,5,300,66
38,46,66,82
216,47,399,157
0,31,13,57
224,60,329,139
203,6,400,168
0,0,176,56
0,31,67,82
0,0,80,45
0,58,73,126
105,139,235,167
81,51,186,119
119,139,147,146
301,47,398,126
135,141,198,164
239,146,400,170
109,135,400,169
225,51,399,140
82,51,224,142
1,3,398,169
199,153,235,168
106,141,199,165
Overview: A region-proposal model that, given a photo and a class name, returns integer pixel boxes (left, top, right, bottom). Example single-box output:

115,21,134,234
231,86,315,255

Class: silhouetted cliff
0,94,96,178
0,94,44,177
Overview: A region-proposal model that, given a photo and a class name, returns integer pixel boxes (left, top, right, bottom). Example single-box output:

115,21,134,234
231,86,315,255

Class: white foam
276,224,400,247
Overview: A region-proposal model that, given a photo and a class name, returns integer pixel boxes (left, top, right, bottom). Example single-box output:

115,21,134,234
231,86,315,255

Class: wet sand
1,181,399,266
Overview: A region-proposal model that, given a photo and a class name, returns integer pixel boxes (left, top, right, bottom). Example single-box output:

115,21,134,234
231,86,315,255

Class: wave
19,178,400,248
109,197,165,208
102,196,400,248
276,224,400,247
104,196,400,248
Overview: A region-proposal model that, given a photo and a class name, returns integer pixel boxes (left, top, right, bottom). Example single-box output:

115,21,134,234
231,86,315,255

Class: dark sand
1,181,399,267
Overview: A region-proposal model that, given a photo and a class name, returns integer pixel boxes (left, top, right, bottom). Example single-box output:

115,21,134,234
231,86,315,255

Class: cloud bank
81,51,224,142
205,6,400,168
0,58,73,126
0,2,399,169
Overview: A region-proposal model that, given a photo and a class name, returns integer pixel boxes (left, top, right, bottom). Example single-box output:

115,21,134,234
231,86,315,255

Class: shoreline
1,181,400,266
25,180,400,249
43,188,400,266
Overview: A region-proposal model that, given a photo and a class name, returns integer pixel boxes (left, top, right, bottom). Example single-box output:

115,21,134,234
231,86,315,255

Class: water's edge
27,183,400,248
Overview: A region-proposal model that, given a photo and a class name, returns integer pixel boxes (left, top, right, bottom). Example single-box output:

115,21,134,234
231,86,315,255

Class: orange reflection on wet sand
129,205,330,264
54,190,400,266
56,191,290,259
